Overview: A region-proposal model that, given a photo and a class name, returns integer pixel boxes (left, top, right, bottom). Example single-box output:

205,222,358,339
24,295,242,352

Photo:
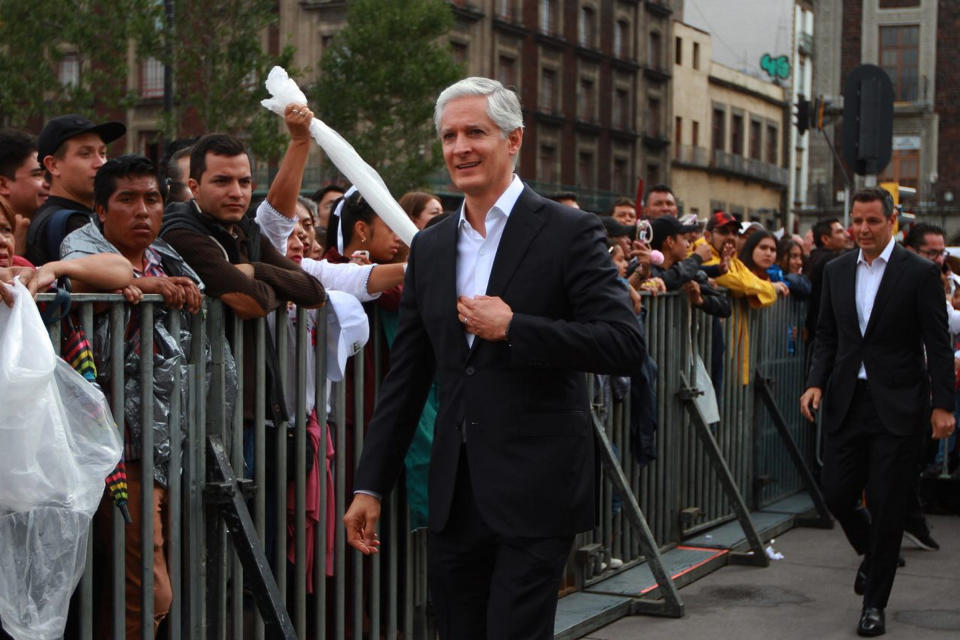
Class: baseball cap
37,114,126,164
679,213,701,228
324,290,370,382
650,216,701,250
706,211,739,231
739,220,763,235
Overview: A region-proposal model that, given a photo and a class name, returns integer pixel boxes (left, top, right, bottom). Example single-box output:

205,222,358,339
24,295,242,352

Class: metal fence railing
25,290,814,638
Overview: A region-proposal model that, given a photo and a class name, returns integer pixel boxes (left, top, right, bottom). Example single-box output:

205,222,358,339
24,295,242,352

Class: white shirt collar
857,236,896,266
457,174,524,230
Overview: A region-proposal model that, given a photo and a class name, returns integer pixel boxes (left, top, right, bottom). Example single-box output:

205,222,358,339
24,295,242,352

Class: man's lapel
436,213,470,364
864,243,907,338
466,185,547,361
484,186,547,298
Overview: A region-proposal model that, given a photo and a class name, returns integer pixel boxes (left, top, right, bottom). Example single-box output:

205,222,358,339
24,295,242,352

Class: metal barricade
29,288,814,639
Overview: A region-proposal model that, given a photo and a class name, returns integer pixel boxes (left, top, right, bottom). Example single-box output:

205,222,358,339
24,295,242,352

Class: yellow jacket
692,237,777,309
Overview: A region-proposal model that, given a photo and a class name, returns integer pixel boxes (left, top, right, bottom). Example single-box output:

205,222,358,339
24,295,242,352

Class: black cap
37,114,126,165
651,215,700,250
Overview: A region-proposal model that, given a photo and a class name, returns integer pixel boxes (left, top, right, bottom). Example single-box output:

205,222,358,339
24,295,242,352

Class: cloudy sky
683,0,796,76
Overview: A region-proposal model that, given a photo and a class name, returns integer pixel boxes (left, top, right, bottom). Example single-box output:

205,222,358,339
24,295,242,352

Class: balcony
645,0,673,18
711,149,788,187
674,144,709,168
449,0,484,21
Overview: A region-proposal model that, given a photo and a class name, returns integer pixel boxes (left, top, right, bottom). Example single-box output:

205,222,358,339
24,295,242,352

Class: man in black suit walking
801,187,955,637
343,77,645,639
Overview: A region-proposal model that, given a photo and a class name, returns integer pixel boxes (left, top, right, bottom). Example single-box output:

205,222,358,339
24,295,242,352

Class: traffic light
794,95,810,136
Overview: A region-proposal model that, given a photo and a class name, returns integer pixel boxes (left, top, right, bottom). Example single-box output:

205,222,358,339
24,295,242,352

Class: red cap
707,210,738,231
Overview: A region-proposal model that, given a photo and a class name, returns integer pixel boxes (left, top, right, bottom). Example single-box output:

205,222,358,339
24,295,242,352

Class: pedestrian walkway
579,514,960,639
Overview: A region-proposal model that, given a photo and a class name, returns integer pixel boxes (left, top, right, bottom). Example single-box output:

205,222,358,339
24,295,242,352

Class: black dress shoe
857,607,885,636
854,558,868,595
903,529,940,551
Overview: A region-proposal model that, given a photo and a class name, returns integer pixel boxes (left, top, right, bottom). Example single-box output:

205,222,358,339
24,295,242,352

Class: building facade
114,0,676,212
807,0,959,236
671,21,788,228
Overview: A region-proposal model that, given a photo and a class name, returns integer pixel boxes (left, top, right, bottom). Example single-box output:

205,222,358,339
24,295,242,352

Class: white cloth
254,198,379,302
455,175,524,347
854,236,896,379
946,299,960,336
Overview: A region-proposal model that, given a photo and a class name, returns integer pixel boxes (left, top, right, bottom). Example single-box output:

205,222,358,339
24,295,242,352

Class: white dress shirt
854,236,896,379
456,174,524,347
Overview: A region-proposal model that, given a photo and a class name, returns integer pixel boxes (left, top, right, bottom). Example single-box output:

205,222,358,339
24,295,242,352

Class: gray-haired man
344,77,645,639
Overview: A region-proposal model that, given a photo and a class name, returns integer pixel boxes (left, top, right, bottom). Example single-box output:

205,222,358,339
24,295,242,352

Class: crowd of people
1,76,959,639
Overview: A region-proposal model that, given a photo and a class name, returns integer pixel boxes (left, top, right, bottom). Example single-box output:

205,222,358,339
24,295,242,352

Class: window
614,20,629,58
647,97,661,137
879,0,920,7
578,151,595,187
691,120,700,147
496,0,518,20
451,41,468,65
766,124,778,164
613,88,629,129
675,37,683,65
141,58,164,99
579,6,596,48
693,42,701,70
880,149,919,189
731,113,744,155
647,163,660,185
749,119,762,160
613,157,629,194
675,116,683,158
649,31,662,71
712,108,725,151
541,68,558,113
498,55,516,89
540,0,557,34
880,25,919,102
578,78,595,121
58,53,79,87
539,144,558,183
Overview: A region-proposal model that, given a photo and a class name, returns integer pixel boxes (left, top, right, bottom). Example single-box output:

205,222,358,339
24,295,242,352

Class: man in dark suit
343,77,645,639
801,187,955,637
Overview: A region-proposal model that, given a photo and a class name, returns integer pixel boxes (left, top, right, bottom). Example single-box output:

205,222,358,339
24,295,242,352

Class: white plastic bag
0,280,122,639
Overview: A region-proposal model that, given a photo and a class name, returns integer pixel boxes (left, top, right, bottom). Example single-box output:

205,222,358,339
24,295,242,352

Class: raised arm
266,104,314,219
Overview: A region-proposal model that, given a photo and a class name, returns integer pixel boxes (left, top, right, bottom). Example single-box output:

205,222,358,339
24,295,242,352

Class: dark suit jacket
806,242,954,436
354,185,646,538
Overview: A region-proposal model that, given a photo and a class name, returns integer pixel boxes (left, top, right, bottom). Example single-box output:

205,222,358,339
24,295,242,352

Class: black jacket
651,258,732,318
806,243,954,436
354,186,646,537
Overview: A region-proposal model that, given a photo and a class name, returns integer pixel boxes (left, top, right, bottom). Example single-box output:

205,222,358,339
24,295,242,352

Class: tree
0,0,156,126
311,0,462,195
135,0,296,163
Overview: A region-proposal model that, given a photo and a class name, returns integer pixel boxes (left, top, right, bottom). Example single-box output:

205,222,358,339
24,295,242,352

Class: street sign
842,64,894,175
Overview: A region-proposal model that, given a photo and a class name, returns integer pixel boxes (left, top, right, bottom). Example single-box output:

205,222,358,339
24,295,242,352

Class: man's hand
681,280,703,306
118,284,144,304
718,243,735,275
639,277,667,295
458,295,513,341
800,387,822,422
931,408,956,440
235,263,255,278
343,493,382,555
137,276,186,309
694,242,713,262
284,103,314,143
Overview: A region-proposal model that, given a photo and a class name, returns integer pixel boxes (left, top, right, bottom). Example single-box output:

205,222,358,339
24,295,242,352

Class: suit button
465,366,476,376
